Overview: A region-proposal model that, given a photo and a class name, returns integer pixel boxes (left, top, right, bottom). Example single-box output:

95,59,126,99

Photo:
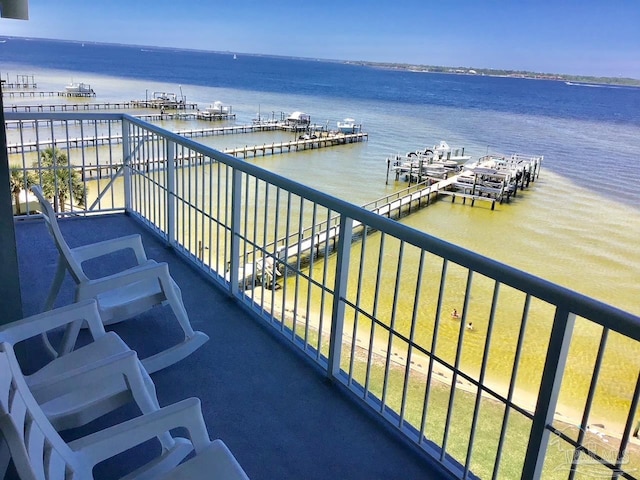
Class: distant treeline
346,61,640,87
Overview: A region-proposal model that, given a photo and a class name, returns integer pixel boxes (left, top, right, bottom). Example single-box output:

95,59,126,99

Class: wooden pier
2,90,96,98
130,100,198,110
224,132,368,158
1,83,38,90
4,101,199,112
7,126,367,154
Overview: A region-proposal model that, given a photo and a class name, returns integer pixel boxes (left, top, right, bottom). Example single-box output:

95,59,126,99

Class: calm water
3,37,640,429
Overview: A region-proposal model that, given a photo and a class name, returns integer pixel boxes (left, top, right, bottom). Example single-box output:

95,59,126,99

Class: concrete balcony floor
14,213,453,480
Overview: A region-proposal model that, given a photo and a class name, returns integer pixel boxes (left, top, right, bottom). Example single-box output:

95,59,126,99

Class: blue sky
2,0,639,78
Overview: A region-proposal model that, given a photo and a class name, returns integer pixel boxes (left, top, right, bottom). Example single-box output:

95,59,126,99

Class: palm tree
34,147,86,212
9,166,36,215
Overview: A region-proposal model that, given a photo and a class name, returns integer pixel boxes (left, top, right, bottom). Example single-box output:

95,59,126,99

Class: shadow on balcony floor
14,213,453,480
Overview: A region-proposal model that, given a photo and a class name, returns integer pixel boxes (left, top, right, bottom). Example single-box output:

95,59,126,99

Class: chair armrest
69,398,210,466
70,234,148,265
0,300,105,344
29,348,136,403
75,261,170,301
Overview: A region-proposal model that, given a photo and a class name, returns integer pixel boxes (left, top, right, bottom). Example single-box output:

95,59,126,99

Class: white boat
286,111,311,131
152,91,177,102
287,111,311,124
205,101,231,115
64,82,93,94
337,118,360,134
425,141,472,164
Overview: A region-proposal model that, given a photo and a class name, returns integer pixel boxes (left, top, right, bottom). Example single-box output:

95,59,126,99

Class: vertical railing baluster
441,269,473,460
400,249,425,430
568,327,608,480
348,226,369,386
465,280,500,477
166,139,176,246
381,241,404,414
316,207,332,361
613,372,640,479
420,258,448,445
328,215,353,379
492,294,531,480
522,307,576,479
229,168,242,296
122,118,131,212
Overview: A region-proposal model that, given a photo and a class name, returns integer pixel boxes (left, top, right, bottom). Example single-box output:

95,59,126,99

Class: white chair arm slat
71,234,148,265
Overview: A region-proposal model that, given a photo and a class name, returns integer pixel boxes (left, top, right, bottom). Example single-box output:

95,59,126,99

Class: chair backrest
31,185,87,284
0,342,83,480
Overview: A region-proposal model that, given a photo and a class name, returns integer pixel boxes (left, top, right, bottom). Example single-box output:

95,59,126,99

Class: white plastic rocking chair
0,342,250,480
0,300,170,434
31,185,209,374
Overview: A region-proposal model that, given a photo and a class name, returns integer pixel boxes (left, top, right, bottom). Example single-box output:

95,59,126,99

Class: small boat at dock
389,140,471,181
424,140,472,164
337,118,361,134
284,111,311,131
63,82,95,96
152,91,177,102
205,101,232,115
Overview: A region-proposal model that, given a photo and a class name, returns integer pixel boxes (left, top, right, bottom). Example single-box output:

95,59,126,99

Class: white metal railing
6,112,640,479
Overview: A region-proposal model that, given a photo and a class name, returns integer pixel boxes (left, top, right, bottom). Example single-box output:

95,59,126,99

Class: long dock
6,125,367,154
224,132,368,158
234,155,542,288
4,101,199,112
80,134,370,179
2,90,96,98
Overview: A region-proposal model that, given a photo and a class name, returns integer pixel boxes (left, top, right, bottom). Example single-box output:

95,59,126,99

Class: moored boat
64,82,94,94
425,140,472,164
285,111,311,131
205,101,232,114
337,118,361,134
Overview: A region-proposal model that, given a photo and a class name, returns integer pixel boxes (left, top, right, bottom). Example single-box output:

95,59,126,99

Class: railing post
522,308,576,479
229,168,242,296
166,139,176,246
328,215,353,379
121,117,131,211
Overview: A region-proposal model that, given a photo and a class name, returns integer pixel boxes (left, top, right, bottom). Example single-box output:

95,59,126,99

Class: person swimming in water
451,309,460,319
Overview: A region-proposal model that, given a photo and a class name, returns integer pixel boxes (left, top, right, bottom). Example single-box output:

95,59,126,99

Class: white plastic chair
31,185,209,374
0,342,250,480
0,300,168,433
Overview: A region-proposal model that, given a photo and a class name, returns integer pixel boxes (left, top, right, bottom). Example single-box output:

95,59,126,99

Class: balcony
15,213,450,479
6,112,640,479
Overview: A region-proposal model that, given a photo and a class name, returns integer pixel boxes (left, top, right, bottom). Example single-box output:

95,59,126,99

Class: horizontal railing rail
6,111,640,479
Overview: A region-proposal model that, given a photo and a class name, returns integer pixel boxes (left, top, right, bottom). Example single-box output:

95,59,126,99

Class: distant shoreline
2,35,639,87
347,60,640,87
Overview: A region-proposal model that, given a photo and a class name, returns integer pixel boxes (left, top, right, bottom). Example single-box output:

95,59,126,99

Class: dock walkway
5,101,198,112
235,156,541,287
3,90,96,98
7,125,367,154
224,132,368,158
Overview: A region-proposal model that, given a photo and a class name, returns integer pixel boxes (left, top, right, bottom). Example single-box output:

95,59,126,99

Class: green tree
9,166,36,215
34,148,86,212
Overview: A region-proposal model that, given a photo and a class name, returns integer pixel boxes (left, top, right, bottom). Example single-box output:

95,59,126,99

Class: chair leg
40,258,70,358
44,257,67,311
138,273,209,373
166,280,195,337
140,332,209,374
